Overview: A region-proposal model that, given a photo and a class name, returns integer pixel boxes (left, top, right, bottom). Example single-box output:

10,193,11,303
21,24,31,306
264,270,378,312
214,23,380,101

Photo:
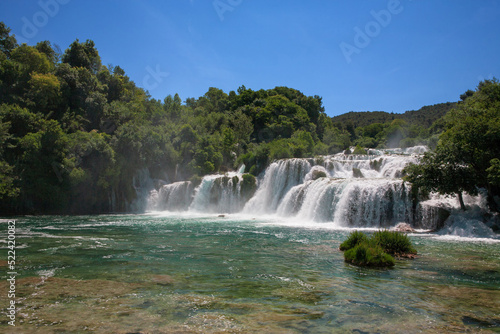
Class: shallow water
1,214,499,333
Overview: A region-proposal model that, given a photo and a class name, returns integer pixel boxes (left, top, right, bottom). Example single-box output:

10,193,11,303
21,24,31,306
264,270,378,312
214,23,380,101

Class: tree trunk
457,192,466,211
486,184,500,213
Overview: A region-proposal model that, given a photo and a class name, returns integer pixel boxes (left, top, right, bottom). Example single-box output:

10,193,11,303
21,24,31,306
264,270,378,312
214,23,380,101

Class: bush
339,230,368,251
372,230,417,256
241,173,257,200
344,242,395,267
340,230,417,267
352,145,367,155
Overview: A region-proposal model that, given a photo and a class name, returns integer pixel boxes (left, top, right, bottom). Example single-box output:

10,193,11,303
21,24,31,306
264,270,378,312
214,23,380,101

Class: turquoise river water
1,214,499,333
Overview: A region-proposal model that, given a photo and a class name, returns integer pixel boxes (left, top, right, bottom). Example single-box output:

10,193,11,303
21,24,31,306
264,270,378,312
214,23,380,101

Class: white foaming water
190,171,249,214
149,181,193,212
243,158,311,214
144,146,499,236
438,215,496,239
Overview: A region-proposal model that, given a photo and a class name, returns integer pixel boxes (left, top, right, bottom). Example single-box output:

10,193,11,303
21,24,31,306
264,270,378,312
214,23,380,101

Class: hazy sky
2,0,499,116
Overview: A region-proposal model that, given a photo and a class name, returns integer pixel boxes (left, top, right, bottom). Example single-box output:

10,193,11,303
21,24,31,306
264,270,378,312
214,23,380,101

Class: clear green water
1,214,500,333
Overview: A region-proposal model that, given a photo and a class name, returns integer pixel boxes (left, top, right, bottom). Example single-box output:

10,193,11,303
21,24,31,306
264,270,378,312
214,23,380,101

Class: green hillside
331,102,457,128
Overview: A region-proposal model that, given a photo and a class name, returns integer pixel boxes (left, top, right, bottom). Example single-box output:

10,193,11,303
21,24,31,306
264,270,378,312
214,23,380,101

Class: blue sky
2,0,499,116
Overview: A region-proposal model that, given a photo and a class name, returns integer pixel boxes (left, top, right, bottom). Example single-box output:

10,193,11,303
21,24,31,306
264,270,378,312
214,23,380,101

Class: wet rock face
352,167,364,178
414,204,451,230
311,169,327,180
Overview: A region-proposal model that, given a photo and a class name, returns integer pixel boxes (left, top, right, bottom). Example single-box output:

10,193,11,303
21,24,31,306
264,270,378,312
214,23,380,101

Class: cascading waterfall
243,158,311,214
189,173,243,213
148,181,194,212
146,147,434,228
271,153,416,226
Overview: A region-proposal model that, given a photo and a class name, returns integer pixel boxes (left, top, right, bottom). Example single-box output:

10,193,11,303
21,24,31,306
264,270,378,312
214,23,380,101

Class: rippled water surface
1,214,499,333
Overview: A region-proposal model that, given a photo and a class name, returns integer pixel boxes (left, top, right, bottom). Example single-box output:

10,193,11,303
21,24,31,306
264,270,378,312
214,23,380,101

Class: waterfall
243,158,311,214
145,146,438,228
189,171,256,214
148,181,194,212
189,174,242,213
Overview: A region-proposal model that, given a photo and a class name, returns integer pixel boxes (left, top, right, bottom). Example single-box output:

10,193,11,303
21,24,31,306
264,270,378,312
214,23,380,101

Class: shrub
344,241,395,267
352,145,367,155
340,230,417,267
339,230,368,251
241,173,257,200
372,230,417,256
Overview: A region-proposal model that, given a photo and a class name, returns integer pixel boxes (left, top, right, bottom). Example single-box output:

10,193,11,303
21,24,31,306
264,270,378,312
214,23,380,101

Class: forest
1,22,499,215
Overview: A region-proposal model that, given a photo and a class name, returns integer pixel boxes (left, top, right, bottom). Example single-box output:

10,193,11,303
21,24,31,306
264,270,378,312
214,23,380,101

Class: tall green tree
62,39,102,73
0,22,18,57
405,79,500,211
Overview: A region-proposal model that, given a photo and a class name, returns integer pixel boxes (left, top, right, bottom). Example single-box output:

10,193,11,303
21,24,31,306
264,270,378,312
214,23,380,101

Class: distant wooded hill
331,102,458,128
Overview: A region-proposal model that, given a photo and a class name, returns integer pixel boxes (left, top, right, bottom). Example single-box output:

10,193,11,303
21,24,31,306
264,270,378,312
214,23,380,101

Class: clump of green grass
340,230,417,267
372,230,417,257
344,241,395,267
339,230,368,251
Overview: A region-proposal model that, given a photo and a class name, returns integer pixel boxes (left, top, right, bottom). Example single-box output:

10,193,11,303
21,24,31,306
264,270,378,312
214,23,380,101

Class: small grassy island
340,230,417,267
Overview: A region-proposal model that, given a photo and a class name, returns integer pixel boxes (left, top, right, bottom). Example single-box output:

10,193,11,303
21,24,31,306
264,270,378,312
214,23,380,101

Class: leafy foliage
404,79,500,212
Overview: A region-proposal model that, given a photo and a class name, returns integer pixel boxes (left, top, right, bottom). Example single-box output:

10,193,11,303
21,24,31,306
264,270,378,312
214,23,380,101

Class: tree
0,118,18,201
487,158,500,187
16,120,70,212
62,39,102,73
26,73,62,114
66,130,116,213
405,79,500,211
11,44,52,74
404,146,475,211
35,41,59,65
0,21,18,57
